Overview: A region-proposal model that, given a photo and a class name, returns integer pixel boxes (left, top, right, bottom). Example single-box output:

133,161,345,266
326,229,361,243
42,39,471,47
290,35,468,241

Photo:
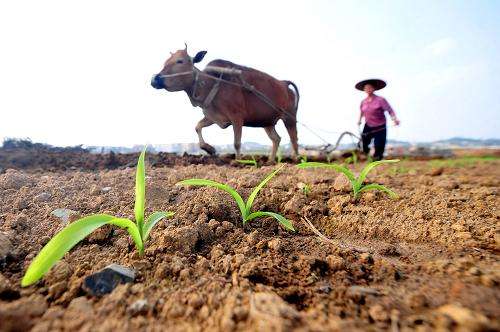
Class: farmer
356,79,400,161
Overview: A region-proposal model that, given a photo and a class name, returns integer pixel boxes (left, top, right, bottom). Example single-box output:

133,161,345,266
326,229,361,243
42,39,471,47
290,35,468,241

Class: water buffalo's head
151,45,207,92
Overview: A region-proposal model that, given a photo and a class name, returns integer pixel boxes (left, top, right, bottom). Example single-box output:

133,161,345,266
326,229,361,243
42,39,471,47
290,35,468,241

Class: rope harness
160,67,386,153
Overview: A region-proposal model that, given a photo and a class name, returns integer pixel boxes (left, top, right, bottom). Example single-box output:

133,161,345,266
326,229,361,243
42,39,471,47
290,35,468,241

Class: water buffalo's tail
284,80,300,112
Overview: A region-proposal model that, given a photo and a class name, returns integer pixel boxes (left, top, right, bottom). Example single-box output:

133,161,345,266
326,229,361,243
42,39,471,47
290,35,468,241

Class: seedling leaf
135,148,146,235
246,211,295,232
143,211,175,241
21,215,141,287
297,162,356,183
357,159,399,188
245,164,284,213
177,179,246,218
358,183,398,198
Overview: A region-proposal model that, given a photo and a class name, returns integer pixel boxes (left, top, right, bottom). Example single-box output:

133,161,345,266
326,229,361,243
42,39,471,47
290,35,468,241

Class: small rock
35,192,51,202
82,264,135,296
369,304,389,322
333,174,351,192
101,187,112,193
0,232,13,262
128,299,148,316
51,208,79,225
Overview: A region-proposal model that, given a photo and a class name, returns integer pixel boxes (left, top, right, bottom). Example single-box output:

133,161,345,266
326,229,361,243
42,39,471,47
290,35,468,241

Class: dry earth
0,157,499,331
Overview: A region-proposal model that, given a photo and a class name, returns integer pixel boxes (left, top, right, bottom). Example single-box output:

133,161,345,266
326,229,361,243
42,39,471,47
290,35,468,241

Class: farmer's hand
392,117,400,126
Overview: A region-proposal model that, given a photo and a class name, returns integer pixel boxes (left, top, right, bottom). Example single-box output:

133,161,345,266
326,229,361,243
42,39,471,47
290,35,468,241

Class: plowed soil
0,157,499,331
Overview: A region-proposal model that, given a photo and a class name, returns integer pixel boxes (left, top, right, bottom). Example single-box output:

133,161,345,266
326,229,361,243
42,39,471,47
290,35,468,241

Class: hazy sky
0,0,499,147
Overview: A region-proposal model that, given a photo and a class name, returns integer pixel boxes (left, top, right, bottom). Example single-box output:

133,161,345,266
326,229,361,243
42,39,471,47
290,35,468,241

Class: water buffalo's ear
192,51,207,63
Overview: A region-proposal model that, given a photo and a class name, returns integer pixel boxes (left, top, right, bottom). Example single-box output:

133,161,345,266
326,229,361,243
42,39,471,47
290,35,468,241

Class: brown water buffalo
151,46,299,160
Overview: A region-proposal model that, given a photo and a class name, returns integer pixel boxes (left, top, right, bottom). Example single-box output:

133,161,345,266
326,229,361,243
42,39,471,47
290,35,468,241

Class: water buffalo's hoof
200,143,216,156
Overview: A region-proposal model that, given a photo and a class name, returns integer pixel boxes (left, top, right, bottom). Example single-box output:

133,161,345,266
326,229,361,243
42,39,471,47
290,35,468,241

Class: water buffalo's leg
264,126,281,162
232,122,243,159
284,121,299,159
196,117,216,155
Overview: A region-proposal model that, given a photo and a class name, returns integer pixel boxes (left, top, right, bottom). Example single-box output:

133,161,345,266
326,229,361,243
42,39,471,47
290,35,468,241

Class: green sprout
297,160,400,200
300,155,308,163
177,165,294,231
236,155,258,168
344,151,358,165
301,183,311,197
21,149,174,287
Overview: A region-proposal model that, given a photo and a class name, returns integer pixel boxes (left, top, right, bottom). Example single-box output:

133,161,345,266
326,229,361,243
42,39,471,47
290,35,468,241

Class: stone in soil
82,264,135,297
51,208,79,225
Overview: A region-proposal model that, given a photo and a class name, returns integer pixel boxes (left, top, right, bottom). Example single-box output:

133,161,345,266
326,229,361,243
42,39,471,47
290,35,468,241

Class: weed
344,151,358,165
21,149,174,287
297,160,399,200
236,155,258,168
428,156,499,168
177,165,294,231
301,183,311,197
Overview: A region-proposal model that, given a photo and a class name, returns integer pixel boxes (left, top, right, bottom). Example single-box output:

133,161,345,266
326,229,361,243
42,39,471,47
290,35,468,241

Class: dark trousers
362,124,386,161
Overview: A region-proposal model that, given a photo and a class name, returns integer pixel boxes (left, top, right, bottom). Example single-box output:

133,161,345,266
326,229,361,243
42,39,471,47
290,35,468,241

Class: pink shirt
360,95,396,127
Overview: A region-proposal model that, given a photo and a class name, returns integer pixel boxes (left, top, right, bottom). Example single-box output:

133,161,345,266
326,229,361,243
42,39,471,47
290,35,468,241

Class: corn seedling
21,149,174,287
177,165,294,231
344,151,358,165
301,183,311,197
300,155,308,163
236,155,258,168
297,159,399,200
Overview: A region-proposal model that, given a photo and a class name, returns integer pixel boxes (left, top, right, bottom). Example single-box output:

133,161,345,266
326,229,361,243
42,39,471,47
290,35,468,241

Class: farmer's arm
357,103,364,125
382,98,400,126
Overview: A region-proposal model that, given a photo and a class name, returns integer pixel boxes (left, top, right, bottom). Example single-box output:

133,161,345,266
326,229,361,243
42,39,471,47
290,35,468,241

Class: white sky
0,0,499,147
